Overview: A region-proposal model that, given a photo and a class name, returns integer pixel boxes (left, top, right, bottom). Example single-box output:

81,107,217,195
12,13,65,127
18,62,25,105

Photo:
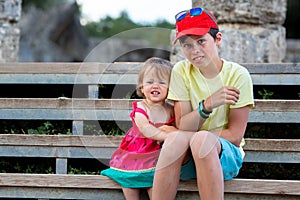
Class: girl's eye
147,81,153,84
159,81,166,85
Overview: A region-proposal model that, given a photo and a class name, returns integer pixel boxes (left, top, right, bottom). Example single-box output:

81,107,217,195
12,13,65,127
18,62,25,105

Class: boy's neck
198,58,223,79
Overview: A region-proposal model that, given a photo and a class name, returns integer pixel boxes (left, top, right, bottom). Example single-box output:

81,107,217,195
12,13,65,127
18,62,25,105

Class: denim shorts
180,137,243,181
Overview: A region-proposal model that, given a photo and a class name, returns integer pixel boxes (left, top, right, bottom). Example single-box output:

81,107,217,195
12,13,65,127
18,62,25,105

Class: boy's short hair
178,28,219,44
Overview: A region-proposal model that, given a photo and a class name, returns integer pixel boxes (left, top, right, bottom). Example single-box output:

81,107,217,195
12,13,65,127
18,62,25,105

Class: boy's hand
206,86,240,110
159,125,178,133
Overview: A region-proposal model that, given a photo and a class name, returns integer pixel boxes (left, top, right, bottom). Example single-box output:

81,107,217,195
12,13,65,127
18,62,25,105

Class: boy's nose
192,44,201,53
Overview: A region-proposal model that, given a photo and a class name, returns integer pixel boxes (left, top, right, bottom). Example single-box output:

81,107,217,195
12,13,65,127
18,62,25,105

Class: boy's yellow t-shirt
167,59,254,150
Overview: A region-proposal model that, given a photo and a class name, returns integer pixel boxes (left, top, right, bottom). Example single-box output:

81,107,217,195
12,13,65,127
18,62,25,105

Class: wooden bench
0,62,299,199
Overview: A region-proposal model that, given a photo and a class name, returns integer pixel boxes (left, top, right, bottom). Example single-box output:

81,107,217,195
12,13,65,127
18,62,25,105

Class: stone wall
0,0,21,62
171,0,287,63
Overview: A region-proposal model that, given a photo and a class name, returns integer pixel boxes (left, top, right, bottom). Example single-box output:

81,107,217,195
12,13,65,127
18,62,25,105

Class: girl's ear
215,32,222,47
141,85,144,94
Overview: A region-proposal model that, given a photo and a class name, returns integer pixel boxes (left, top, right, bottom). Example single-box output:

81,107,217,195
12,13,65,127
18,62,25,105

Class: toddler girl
101,57,176,200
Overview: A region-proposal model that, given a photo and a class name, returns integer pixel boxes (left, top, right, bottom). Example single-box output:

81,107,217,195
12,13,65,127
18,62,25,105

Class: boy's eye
183,43,192,48
198,39,205,44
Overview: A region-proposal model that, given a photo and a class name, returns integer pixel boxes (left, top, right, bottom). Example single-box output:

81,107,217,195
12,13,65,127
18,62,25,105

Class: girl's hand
205,86,240,111
159,125,178,133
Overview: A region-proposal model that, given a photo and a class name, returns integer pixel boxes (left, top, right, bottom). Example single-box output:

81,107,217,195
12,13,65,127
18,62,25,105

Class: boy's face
180,33,221,68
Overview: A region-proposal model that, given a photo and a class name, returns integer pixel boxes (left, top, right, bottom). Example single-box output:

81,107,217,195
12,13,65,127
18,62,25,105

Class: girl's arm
134,112,174,142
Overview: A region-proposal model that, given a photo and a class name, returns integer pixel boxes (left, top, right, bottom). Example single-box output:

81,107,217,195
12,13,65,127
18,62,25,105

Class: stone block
0,24,20,62
0,0,22,22
170,24,286,63
192,0,287,25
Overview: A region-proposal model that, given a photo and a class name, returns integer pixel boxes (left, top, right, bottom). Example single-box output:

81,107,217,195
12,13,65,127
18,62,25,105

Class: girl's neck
143,99,165,108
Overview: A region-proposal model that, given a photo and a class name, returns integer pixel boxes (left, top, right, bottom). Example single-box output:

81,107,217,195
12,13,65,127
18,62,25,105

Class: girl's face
180,33,221,68
141,68,169,105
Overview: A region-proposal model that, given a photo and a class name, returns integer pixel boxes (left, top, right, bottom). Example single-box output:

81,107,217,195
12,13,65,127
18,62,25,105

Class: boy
152,7,254,200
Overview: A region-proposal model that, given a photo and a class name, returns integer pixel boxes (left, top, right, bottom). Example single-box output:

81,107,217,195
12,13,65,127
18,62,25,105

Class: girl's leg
147,187,152,200
122,188,140,200
152,131,191,200
190,131,223,200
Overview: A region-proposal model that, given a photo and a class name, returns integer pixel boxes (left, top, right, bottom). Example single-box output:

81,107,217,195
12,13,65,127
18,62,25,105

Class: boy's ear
216,32,222,46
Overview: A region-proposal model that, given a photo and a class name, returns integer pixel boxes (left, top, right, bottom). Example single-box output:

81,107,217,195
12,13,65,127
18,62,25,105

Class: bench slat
0,63,299,85
0,63,299,74
0,99,299,123
0,174,299,196
0,98,299,111
0,74,298,85
0,135,299,163
1,135,299,152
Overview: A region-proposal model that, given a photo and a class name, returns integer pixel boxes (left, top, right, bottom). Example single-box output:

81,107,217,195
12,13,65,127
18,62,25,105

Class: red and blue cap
174,8,218,44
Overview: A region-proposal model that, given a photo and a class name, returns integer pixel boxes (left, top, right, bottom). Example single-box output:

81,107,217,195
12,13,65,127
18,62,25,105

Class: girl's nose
152,83,159,88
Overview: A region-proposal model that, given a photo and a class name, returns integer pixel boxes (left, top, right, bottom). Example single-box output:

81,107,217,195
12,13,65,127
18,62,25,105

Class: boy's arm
174,100,205,131
212,106,250,146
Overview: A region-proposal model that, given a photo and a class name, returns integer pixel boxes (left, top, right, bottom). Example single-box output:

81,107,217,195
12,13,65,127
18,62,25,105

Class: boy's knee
190,131,220,158
164,131,190,147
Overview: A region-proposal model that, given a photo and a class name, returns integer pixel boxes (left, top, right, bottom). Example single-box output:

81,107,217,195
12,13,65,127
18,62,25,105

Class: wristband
198,101,210,119
201,100,212,115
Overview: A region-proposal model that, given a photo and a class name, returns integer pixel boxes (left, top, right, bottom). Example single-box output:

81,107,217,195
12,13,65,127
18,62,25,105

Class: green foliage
68,166,98,175
22,0,67,10
238,163,300,180
84,121,126,136
0,120,71,135
257,88,274,99
0,158,54,174
83,10,174,46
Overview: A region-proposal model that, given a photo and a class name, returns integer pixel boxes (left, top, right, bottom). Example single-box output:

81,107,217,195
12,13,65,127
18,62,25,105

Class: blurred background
17,0,300,63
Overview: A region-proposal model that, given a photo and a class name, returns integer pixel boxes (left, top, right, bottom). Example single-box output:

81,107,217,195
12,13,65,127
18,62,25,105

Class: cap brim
173,28,210,44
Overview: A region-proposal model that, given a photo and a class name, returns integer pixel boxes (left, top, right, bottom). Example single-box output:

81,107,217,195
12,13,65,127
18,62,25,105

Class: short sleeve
167,61,191,101
230,66,254,109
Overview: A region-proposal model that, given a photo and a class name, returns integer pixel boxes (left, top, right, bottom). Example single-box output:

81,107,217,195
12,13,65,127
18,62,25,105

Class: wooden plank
0,63,299,85
224,179,300,195
0,187,126,200
0,135,122,147
1,135,299,152
253,100,300,112
0,98,298,111
248,111,300,123
0,74,138,84
243,151,300,163
0,98,134,109
0,73,298,85
0,109,298,123
0,63,299,74
244,138,300,152
0,174,299,196
243,63,300,74
0,109,131,120
0,187,298,200
0,135,299,163
0,62,142,74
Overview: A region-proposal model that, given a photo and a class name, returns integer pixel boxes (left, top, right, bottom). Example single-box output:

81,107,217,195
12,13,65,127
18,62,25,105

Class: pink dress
101,101,174,188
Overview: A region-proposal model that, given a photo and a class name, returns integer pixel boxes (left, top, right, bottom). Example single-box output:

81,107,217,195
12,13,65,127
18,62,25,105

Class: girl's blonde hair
136,57,173,97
